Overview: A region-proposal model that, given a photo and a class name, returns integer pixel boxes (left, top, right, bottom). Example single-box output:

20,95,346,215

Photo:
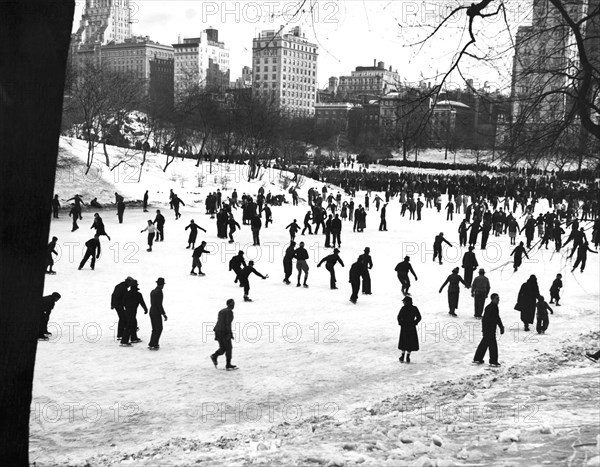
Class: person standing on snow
439,267,467,317
397,296,422,363
147,277,167,350
472,293,504,367
210,299,237,370
237,260,268,302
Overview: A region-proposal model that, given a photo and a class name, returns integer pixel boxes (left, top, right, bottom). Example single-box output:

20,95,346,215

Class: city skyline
72,0,535,93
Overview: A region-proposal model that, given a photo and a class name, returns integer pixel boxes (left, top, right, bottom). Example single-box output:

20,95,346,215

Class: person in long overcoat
461,246,478,288
516,275,540,331
397,296,422,363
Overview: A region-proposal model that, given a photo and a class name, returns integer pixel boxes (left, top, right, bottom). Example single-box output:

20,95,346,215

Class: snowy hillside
34,137,600,466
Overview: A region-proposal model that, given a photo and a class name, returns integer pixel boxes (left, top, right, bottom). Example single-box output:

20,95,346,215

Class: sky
72,0,534,93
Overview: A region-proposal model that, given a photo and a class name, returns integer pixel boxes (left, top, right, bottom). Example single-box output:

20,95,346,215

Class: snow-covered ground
31,138,600,465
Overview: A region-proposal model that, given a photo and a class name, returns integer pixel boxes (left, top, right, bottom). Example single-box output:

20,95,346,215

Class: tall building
511,0,588,123
72,0,132,46
173,29,230,98
338,61,400,100
252,26,318,117
98,36,173,80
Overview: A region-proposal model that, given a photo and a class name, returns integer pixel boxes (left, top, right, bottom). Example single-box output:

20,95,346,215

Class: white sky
73,0,534,93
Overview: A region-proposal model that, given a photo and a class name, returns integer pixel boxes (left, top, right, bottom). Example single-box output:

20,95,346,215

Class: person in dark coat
227,214,241,243
38,292,61,340
90,197,102,209
52,195,60,219
461,246,478,288
433,232,452,265
317,248,345,289
115,192,125,224
286,219,300,241
397,296,422,363
69,204,80,231
394,256,418,296
111,277,134,340
153,210,165,241
147,278,167,350
251,215,262,246
171,195,185,219
185,219,206,249
571,241,598,272
210,299,237,370
191,241,210,275
143,190,149,212
439,267,467,316
516,275,540,331
91,213,111,240
510,241,529,271
229,251,246,285
66,194,84,220
349,257,364,304
294,241,310,287
120,280,148,346
379,203,388,231
472,293,504,366
549,273,562,305
78,235,101,270
282,241,296,284
471,268,490,319
302,211,313,235
358,247,373,294
458,219,468,247
46,236,58,274
331,214,342,248
263,205,272,228
238,261,268,302
536,295,553,335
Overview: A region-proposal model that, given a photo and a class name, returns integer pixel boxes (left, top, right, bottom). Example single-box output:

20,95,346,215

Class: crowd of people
44,171,600,368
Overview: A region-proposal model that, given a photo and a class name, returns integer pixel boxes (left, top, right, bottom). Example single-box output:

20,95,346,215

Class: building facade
252,26,318,117
72,0,132,46
338,61,400,100
173,29,230,98
314,103,353,130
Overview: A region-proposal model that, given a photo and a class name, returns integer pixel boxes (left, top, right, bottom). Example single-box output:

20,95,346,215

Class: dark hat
156,277,166,285
249,260,255,265
125,276,135,283
238,250,244,255
404,256,410,261
333,248,340,253
364,247,370,252
51,292,61,300
402,296,412,303
452,267,459,273
479,268,485,273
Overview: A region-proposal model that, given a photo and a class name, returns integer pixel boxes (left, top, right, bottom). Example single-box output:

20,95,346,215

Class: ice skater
185,219,206,249
294,241,310,287
535,296,553,335
515,275,540,331
229,251,246,285
571,241,597,272
191,241,210,275
120,280,148,346
171,194,185,219
397,296,422,363
472,293,504,367
46,236,58,274
227,215,241,243
510,241,529,271
147,277,167,350
358,247,373,294
78,234,101,270
549,273,562,305
349,257,364,304
141,220,157,252
394,256,418,296
461,246,478,288
238,261,268,302
115,192,126,224
38,292,61,340
91,213,111,240
317,248,345,289
433,232,452,265
283,241,296,285
439,267,467,316
210,299,237,370
285,219,300,241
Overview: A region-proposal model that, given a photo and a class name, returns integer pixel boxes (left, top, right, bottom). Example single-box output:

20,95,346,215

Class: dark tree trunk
0,1,74,464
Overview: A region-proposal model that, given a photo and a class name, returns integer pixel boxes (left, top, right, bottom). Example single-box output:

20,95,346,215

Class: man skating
471,268,490,319
358,247,373,294
461,246,478,288
38,292,61,340
191,241,210,275
283,241,296,284
120,280,148,346
473,293,504,367
439,267,467,316
433,232,452,265
571,241,597,272
148,277,168,350
111,277,134,340
185,219,206,249
210,299,237,370
238,261,268,302
294,241,310,287
549,273,562,305
510,241,529,272
229,251,246,285
317,248,345,289
78,235,101,270
154,210,165,241
394,256,418,296
349,257,364,304
285,219,300,242
46,236,58,274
